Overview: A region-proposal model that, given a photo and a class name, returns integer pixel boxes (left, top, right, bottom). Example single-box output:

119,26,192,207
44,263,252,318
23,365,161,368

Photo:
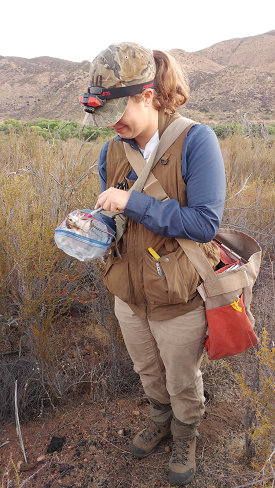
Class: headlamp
79,79,155,112
79,93,106,112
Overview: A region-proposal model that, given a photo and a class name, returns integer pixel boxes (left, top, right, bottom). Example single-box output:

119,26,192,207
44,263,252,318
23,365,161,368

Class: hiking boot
129,420,171,458
168,437,196,486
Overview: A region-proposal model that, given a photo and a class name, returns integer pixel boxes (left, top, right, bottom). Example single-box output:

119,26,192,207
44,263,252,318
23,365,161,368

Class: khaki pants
115,297,207,427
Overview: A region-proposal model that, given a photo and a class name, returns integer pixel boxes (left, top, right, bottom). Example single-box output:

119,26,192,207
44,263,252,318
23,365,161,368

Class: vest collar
114,109,181,145
114,134,140,150
158,109,181,138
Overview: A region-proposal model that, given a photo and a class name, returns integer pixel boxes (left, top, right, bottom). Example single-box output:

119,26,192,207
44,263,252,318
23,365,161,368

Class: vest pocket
143,247,200,305
103,252,134,304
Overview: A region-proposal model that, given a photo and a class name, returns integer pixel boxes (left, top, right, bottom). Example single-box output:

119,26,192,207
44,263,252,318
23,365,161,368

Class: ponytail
152,50,189,112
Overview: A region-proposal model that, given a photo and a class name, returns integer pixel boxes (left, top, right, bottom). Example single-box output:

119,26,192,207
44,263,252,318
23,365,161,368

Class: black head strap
88,79,155,100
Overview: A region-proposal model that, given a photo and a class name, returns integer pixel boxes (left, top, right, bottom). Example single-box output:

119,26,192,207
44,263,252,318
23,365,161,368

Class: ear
143,89,154,105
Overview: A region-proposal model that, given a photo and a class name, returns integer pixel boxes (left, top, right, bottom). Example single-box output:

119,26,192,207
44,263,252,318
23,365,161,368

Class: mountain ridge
1,30,274,124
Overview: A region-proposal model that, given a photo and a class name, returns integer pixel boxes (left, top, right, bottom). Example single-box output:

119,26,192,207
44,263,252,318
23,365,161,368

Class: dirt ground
0,350,260,488
3,268,274,488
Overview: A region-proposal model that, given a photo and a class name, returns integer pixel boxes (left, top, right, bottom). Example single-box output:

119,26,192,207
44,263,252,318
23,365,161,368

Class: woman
82,42,225,486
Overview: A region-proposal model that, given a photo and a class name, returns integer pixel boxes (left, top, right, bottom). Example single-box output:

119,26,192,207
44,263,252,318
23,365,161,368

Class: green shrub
0,119,22,134
267,124,275,136
3,119,21,128
0,118,116,142
213,121,275,140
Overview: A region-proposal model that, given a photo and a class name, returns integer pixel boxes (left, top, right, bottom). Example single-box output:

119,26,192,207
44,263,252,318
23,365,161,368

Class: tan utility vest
103,110,220,320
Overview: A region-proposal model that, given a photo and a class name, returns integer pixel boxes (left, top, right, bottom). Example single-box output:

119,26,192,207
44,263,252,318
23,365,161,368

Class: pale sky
1,0,274,63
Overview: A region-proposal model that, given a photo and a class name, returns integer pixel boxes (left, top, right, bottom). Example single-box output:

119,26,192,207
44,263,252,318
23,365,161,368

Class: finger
99,195,113,212
94,189,108,209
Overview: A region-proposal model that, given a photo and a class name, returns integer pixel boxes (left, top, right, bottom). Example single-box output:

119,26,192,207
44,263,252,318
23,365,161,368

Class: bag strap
127,117,195,195
176,238,249,298
123,143,169,200
112,117,195,242
120,118,221,286
121,118,251,296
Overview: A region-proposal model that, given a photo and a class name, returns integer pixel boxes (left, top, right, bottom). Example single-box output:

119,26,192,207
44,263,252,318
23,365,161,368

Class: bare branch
0,441,10,449
19,462,48,487
14,380,27,463
225,174,252,202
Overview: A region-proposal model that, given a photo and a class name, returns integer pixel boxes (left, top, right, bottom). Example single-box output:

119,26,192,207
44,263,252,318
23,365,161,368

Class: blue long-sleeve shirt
97,124,226,243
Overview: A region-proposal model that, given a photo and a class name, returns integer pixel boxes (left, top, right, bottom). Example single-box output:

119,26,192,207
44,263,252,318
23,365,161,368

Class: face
107,91,158,148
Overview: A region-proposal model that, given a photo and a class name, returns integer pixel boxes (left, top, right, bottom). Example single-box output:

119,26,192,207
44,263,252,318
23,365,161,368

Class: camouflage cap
83,42,156,127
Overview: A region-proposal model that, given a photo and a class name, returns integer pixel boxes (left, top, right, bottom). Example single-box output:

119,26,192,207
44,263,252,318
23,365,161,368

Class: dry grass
0,129,274,486
0,128,131,421
220,135,275,253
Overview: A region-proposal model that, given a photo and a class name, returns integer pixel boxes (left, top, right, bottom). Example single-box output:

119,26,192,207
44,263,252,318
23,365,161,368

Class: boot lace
139,421,164,445
171,440,190,465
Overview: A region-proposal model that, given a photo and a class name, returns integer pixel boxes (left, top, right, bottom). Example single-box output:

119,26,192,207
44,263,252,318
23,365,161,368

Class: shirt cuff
124,190,151,222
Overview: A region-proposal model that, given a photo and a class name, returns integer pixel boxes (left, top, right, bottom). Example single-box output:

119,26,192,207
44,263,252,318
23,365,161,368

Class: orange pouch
204,293,258,360
176,229,262,361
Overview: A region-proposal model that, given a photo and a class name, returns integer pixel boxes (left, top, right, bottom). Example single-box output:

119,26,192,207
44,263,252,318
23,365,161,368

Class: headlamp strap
79,79,155,112
88,79,155,100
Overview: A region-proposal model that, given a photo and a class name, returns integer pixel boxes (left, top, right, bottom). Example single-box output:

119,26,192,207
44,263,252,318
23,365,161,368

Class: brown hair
152,50,189,112
133,50,189,112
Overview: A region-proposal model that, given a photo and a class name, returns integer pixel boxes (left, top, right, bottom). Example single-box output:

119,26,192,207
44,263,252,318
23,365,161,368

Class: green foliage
3,118,21,127
212,123,241,139
267,124,275,136
0,118,116,142
212,122,275,140
0,119,22,134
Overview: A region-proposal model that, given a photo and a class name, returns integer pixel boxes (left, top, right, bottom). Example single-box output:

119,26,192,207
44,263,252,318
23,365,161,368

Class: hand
94,187,130,213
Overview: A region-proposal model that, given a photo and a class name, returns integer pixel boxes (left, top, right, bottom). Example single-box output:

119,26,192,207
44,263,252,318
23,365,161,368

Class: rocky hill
0,56,89,122
0,30,275,124
199,30,275,71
